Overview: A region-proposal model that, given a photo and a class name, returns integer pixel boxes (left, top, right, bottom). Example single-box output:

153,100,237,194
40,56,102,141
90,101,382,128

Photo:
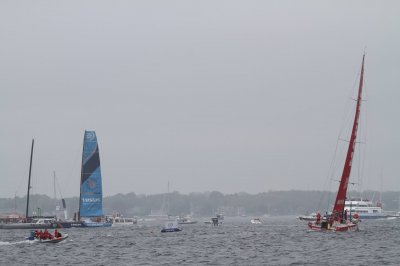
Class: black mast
26,139,34,221
78,132,85,222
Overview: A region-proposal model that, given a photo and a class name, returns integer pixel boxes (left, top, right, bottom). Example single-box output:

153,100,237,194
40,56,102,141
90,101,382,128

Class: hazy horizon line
3,189,398,200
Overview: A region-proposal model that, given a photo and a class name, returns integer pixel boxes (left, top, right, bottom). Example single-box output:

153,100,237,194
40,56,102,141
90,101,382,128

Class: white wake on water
0,239,37,245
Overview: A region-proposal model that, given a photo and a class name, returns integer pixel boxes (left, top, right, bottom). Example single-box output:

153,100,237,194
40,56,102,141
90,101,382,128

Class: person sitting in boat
38,230,44,240
352,213,359,224
333,211,339,222
33,230,39,239
316,212,321,224
54,229,62,238
328,214,334,227
44,229,53,240
28,230,35,240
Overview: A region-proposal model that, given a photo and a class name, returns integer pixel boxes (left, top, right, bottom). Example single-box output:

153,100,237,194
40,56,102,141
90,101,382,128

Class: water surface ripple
1,217,399,265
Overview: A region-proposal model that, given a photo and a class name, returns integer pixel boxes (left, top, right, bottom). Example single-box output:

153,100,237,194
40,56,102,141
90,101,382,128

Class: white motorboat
250,218,262,224
109,215,137,226
177,215,198,225
344,198,398,219
297,213,317,222
161,219,182,233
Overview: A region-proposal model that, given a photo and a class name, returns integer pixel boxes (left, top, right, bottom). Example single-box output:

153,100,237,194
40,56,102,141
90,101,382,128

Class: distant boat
148,182,172,221
204,212,224,225
250,218,262,224
177,215,198,225
52,171,68,221
216,213,224,222
204,217,220,226
344,198,399,219
161,219,182,233
36,234,69,243
109,214,137,226
204,214,223,226
308,55,366,232
68,131,111,228
297,213,318,222
0,139,63,230
0,218,62,230
27,233,69,243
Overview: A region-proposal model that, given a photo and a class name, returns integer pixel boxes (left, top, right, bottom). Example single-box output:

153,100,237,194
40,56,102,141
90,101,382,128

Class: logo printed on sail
86,132,95,141
82,197,101,203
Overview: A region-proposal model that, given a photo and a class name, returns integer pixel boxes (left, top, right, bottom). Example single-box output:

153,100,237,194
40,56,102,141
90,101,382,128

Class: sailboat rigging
53,171,68,220
308,54,365,232
26,139,34,222
0,139,63,229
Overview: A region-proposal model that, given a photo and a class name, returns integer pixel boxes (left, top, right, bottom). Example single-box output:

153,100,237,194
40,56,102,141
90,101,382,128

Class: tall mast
167,181,170,216
332,55,365,215
78,131,85,221
26,139,34,220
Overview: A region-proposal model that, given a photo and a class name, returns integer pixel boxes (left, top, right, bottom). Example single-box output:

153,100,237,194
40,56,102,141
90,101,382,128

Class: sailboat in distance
0,139,63,229
77,130,111,227
308,55,366,232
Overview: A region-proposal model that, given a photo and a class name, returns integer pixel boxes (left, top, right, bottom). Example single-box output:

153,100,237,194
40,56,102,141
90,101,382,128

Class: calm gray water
1,216,399,265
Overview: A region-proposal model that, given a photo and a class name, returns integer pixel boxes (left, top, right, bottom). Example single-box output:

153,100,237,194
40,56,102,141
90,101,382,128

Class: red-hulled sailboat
308,55,365,232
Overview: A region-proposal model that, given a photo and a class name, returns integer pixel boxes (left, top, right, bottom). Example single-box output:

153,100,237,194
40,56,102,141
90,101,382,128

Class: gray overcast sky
1,1,400,198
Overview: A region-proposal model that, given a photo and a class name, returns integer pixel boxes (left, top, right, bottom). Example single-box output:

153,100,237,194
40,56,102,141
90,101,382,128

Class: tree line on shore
1,190,399,218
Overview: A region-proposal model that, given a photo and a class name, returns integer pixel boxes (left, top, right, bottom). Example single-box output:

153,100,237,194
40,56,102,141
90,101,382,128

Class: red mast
332,54,365,216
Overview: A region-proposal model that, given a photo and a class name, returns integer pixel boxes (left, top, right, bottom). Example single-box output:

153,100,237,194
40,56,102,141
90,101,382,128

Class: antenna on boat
26,139,34,221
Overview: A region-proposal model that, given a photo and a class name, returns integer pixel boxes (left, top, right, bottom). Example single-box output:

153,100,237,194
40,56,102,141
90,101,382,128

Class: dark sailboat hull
0,222,62,229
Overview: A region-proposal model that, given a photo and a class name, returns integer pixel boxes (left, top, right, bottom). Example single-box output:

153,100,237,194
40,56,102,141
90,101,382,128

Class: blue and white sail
79,131,104,218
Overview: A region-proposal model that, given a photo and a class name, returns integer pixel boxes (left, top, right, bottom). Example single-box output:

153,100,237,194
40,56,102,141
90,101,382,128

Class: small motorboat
27,234,69,243
37,234,69,243
297,213,317,222
26,230,69,243
161,219,182,233
161,227,182,233
204,216,222,226
250,218,262,224
177,215,198,225
108,214,137,226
